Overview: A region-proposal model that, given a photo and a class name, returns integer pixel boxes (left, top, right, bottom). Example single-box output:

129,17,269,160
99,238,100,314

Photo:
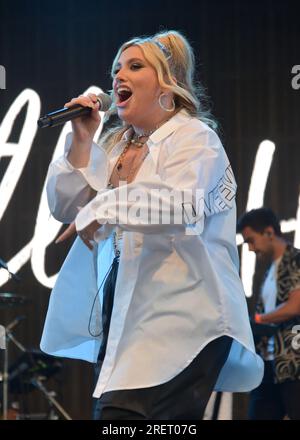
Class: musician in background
238,207,300,420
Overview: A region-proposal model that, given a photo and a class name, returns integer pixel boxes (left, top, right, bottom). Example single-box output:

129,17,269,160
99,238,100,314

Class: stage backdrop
0,0,299,419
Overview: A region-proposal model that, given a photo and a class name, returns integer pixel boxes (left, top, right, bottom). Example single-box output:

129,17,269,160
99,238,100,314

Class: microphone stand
0,260,20,419
0,260,71,420
4,328,72,420
2,329,8,420
2,320,24,420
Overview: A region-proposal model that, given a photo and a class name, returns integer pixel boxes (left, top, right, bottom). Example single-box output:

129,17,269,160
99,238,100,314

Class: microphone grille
97,93,112,111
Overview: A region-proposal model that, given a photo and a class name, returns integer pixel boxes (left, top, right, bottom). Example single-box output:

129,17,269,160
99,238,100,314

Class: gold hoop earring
159,93,175,112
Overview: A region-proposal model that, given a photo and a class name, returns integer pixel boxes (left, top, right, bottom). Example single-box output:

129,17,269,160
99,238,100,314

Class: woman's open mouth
116,87,133,107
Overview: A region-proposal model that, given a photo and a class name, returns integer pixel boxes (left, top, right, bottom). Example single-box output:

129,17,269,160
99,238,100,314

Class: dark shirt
256,244,300,383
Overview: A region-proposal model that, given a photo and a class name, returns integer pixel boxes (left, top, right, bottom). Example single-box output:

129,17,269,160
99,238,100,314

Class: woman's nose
115,68,126,82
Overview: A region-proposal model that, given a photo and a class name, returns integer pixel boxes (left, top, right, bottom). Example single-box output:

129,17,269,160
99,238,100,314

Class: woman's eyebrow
115,58,145,68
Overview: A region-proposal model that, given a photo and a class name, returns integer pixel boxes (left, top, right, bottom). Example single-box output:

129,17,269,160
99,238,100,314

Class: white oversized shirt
40,110,263,397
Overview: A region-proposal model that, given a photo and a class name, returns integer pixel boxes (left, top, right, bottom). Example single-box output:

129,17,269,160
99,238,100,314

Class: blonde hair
100,30,217,152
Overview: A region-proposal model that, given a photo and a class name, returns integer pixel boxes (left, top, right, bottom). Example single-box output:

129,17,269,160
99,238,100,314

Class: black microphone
37,92,112,128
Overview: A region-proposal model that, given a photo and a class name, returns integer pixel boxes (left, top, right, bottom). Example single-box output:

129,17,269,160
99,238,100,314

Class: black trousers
92,256,232,420
248,360,300,420
93,335,232,420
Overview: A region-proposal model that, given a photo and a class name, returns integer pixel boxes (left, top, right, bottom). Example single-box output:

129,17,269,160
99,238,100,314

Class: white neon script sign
0,87,104,288
0,89,299,294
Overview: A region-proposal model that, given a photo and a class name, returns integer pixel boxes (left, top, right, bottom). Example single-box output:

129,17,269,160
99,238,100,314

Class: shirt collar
121,109,192,145
149,109,192,144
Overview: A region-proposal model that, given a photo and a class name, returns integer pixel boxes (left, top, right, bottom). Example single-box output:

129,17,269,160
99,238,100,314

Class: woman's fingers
55,222,77,243
55,222,95,250
87,93,98,103
82,238,94,251
77,229,95,251
88,94,100,112
64,94,99,110
76,220,101,251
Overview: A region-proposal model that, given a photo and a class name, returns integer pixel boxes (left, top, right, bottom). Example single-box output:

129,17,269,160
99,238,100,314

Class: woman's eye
131,64,143,70
113,64,143,75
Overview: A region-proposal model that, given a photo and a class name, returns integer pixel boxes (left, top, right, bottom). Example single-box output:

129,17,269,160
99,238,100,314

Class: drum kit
0,291,72,420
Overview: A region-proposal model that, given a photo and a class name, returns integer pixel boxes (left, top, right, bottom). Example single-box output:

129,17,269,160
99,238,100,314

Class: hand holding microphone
38,92,112,167
37,92,112,132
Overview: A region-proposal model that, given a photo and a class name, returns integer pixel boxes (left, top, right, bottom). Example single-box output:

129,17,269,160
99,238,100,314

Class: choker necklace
131,114,175,147
130,132,154,148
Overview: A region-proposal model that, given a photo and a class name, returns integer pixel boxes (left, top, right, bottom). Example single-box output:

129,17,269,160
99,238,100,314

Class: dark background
0,0,299,419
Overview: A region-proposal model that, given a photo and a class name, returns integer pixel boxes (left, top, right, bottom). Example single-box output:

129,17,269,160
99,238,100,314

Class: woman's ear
162,73,177,86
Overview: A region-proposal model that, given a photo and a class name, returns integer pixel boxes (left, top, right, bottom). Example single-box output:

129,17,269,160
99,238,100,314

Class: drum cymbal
0,292,29,307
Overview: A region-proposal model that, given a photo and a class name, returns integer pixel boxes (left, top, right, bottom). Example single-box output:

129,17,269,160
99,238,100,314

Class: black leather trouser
93,335,232,420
